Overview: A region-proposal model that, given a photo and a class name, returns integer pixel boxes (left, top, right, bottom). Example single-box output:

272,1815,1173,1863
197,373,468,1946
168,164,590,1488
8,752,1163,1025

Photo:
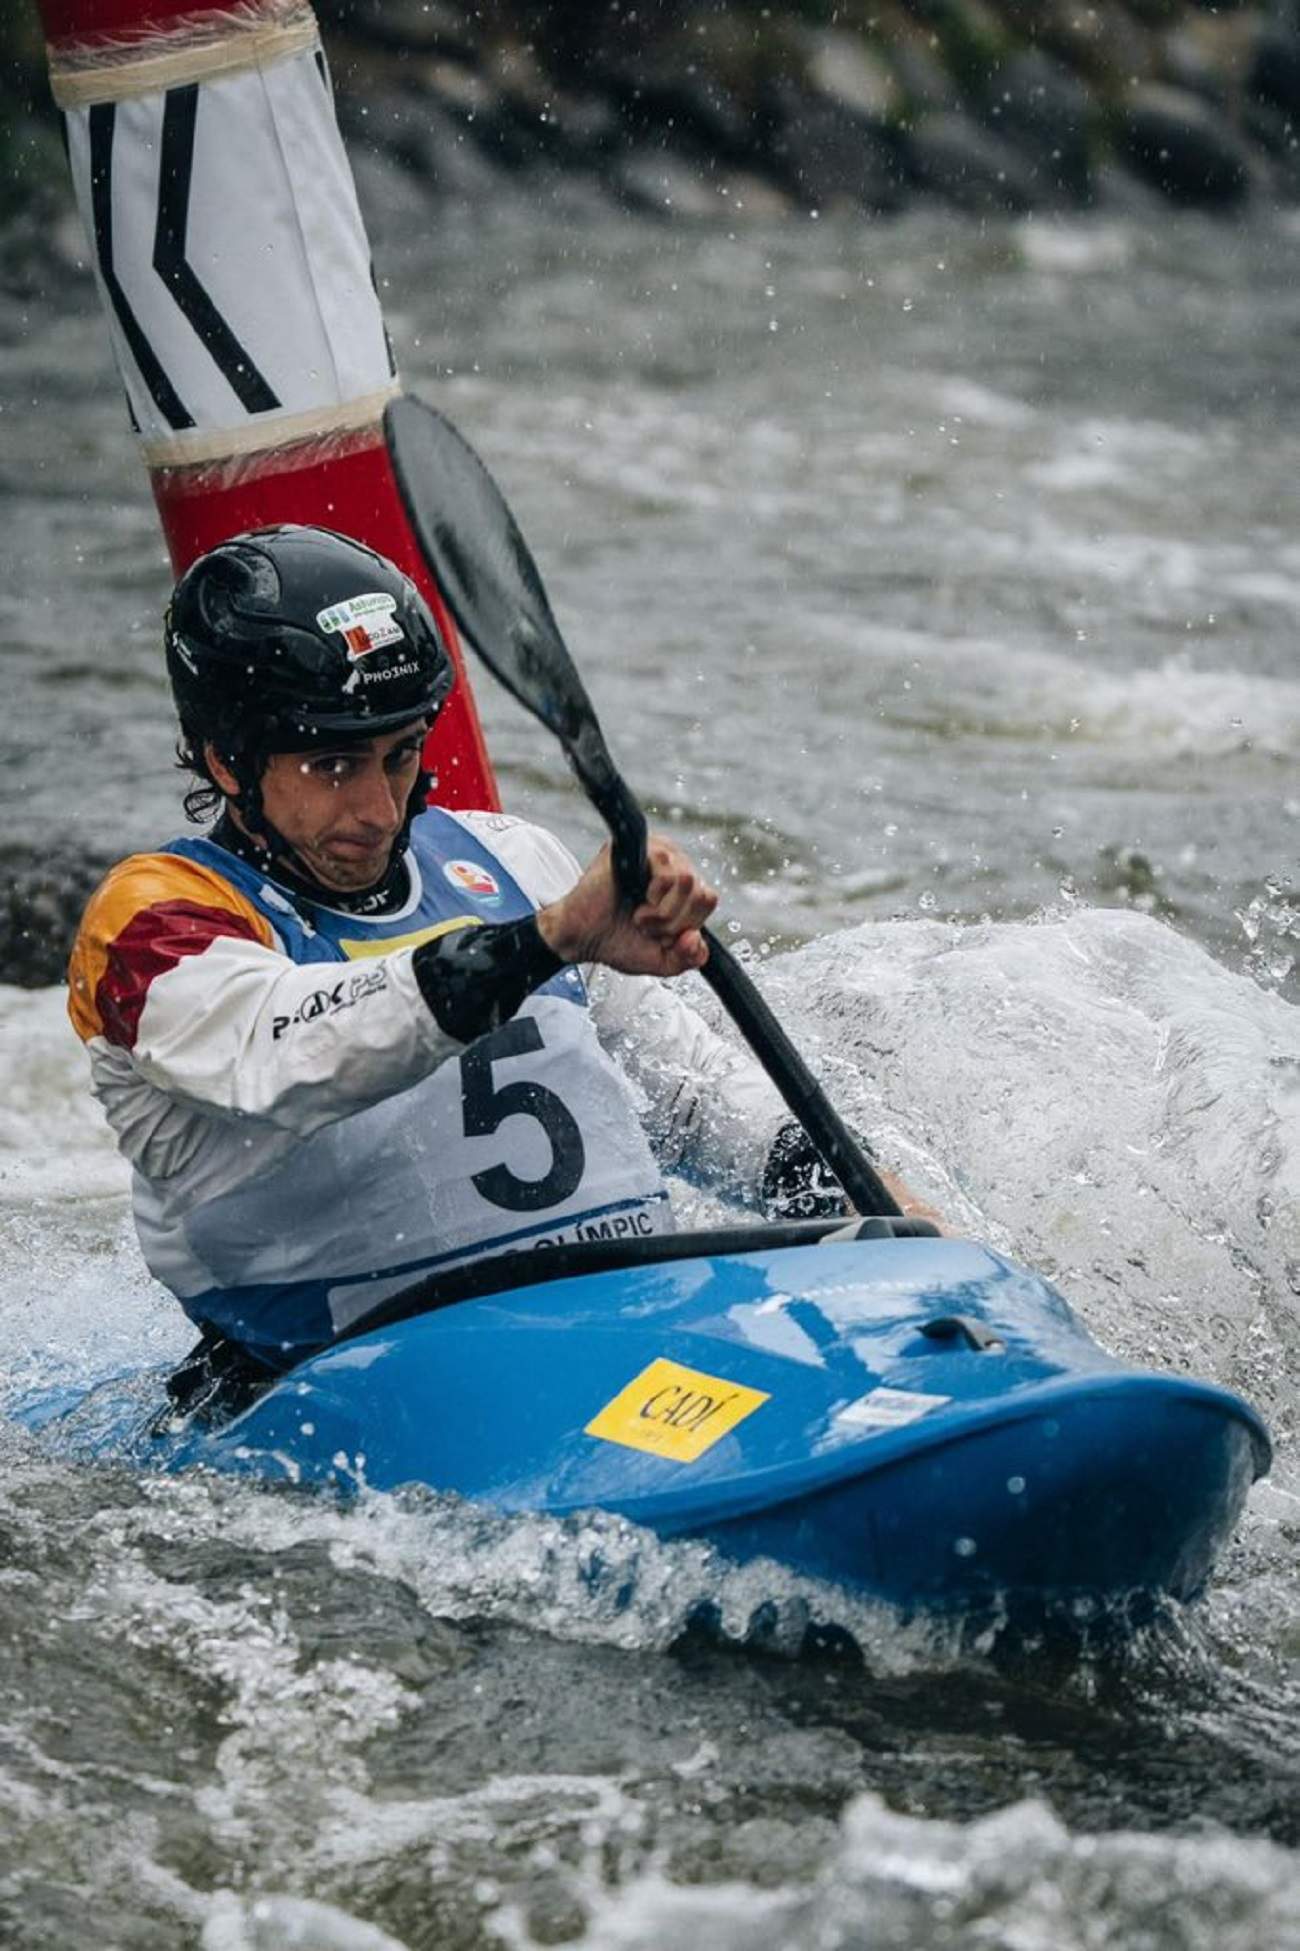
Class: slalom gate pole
34,0,499,810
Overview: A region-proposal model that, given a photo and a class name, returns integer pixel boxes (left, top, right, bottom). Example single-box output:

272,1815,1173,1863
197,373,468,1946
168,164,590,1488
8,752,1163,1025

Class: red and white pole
35,0,499,810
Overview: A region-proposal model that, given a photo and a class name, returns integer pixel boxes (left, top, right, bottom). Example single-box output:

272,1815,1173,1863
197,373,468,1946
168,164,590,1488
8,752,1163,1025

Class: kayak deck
158,1234,1270,1614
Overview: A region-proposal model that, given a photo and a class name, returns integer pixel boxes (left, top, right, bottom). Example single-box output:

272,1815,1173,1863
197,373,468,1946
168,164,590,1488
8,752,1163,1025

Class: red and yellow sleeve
68,853,276,1050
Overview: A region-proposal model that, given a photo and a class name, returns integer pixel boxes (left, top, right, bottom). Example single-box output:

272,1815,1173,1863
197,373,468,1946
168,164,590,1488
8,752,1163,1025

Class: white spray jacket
68,807,788,1363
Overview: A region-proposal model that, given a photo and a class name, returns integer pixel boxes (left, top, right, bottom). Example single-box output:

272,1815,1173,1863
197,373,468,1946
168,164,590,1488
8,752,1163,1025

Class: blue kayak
102,1219,1268,1620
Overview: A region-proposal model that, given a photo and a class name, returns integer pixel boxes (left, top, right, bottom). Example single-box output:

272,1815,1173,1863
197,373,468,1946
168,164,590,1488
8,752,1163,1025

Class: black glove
760,1121,855,1222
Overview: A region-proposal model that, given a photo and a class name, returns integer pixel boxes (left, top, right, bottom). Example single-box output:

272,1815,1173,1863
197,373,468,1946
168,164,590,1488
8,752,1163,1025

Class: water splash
483,1790,1300,1951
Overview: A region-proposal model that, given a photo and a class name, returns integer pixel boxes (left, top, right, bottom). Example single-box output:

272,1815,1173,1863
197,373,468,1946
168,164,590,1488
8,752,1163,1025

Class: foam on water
1,917,1296,1951
756,907,1298,1454
1014,217,1136,276
4,904,1296,1446
202,1895,411,1951
484,1792,1300,1951
809,614,1300,761
0,985,188,1412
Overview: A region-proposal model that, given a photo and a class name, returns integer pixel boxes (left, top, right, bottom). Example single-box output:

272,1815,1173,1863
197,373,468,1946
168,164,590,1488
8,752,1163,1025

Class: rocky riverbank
3,0,1300,273
310,0,1300,228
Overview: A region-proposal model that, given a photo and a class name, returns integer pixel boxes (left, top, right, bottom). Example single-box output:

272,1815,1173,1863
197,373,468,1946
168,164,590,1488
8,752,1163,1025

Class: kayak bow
147,1226,1270,1618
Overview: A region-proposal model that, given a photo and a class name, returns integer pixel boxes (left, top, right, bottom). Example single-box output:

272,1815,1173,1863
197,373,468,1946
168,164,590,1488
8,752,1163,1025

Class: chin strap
223,763,306,882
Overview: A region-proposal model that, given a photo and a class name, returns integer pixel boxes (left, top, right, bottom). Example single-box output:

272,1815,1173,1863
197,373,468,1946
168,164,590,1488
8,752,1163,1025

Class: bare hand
536,837,718,978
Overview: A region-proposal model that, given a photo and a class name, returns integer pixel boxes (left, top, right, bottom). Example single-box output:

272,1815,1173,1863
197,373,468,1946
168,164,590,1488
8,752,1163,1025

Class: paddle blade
386,394,590,745
387,393,650,901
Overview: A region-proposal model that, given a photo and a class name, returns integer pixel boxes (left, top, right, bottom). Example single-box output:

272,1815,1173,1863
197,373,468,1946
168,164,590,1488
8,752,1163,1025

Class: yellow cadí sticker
585,1358,769,1464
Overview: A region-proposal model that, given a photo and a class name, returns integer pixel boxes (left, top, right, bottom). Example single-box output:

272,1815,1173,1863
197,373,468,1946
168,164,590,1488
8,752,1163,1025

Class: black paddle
385,394,901,1219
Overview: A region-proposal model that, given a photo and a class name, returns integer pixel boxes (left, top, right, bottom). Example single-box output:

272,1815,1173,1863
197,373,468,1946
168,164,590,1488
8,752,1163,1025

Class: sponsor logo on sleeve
586,1357,769,1464
271,966,388,1041
316,591,406,660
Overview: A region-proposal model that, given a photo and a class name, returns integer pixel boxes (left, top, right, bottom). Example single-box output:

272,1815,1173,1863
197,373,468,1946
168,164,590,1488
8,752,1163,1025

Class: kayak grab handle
919,1315,1006,1354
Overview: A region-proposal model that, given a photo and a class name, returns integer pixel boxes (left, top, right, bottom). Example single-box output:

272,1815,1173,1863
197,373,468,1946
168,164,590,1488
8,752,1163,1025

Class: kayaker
68,525,919,1403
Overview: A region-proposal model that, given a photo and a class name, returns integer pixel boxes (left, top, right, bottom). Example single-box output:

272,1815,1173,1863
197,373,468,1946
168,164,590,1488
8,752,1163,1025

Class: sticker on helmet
316,592,406,660
443,859,502,904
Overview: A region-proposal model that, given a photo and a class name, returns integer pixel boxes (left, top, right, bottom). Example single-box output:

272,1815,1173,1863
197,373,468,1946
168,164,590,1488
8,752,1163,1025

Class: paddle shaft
700,931,900,1214
598,760,901,1216
384,395,902,1217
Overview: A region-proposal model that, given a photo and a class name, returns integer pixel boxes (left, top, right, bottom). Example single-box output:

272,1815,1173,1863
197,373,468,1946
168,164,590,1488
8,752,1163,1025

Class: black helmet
166,524,454,756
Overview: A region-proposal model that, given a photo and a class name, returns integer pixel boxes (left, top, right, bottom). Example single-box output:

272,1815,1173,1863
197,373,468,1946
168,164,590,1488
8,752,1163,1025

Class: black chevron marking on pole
154,84,281,417
88,103,195,432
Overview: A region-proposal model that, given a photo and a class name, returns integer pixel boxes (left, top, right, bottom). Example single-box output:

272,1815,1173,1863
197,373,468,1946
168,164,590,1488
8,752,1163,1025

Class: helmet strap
222,748,298,869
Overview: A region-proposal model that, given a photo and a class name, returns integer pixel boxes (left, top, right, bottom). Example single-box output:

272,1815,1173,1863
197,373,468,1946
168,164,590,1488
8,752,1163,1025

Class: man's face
228,721,426,891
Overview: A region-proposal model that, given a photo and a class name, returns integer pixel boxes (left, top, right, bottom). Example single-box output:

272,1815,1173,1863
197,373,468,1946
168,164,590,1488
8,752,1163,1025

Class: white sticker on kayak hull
835,1387,950,1431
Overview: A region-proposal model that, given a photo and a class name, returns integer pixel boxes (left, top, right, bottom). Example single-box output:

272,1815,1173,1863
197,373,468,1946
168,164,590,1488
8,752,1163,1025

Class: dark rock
715,171,796,220
904,111,1040,211
601,62,758,167
536,90,622,160
1115,82,1255,206
1,846,111,989
1089,156,1174,213
317,0,480,61
419,55,498,117
612,147,729,218
350,142,442,241
542,0,692,83
1240,99,1300,198
921,0,1013,99
802,27,902,121
0,191,87,302
1123,0,1190,22
764,79,907,213
1248,26,1300,118
889,35,965,117
982,48,1094,204
1241,97,1298,159
0,106,67,227
1038,0,1158,90
339,82,508,195
1159,26,1231,105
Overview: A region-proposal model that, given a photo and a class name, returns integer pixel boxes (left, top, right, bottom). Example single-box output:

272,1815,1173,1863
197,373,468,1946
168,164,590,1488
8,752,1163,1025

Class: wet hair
174,726,268,826
176,730,224,824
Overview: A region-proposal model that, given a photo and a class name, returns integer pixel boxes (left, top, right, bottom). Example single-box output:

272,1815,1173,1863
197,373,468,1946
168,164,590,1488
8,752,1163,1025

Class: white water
5,906,1296,1432
4,202,1300,1947
4,905,1299,1948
